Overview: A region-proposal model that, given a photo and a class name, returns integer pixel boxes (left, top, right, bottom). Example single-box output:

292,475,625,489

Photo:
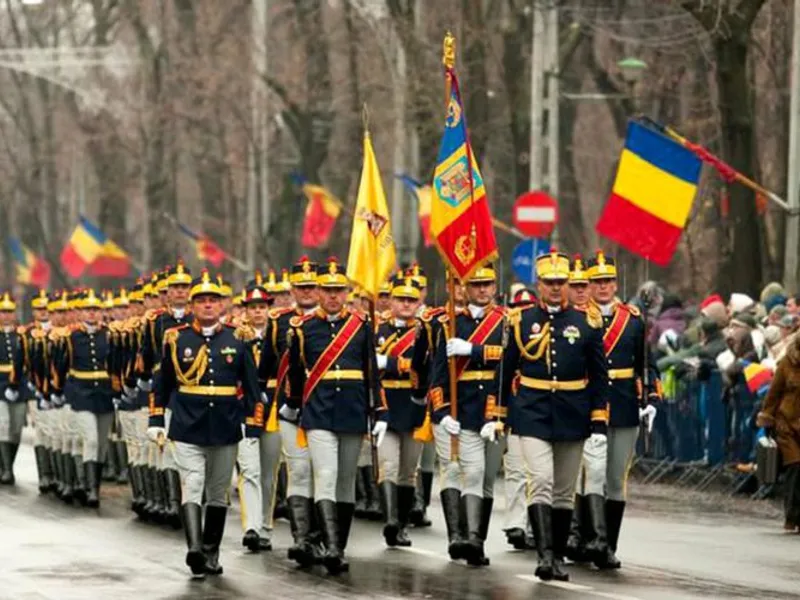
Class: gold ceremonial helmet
391,275,421,300
189,270,224,300
167,260,193,286
113,287,130,307
466,265,496,284
289,256,319,287
0,292,16,312
318,257,349,288
587,250,617,280
31,289,49,310
535,249,570,281
82,289,104,310
569,254,589,284
216,274,233,298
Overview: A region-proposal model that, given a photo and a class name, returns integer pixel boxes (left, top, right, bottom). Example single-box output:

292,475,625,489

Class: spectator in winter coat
728,293,755,318
649,294,686,349
757,334,800,531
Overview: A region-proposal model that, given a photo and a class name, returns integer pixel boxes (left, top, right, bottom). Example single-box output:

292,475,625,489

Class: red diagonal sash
603,304,630,356
387,328,416,359
455,308,504,379
302,314,363,402
274,351,290,392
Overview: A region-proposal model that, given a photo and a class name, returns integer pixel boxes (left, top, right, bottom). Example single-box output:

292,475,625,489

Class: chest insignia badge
563,325,580,345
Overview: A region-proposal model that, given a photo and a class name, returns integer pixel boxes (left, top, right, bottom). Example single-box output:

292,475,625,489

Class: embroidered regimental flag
431,64,497,281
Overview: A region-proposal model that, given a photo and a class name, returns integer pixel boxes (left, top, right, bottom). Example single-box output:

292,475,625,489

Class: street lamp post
617,57,647,111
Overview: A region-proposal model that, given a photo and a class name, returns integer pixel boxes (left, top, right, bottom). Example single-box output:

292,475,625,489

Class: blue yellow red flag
431,71,497,281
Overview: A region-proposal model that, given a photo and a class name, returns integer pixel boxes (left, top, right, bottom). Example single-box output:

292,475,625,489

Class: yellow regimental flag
346,130,397,299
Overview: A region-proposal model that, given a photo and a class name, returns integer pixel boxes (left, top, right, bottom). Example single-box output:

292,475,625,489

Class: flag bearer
490,250,609,582
429,266,506,567
373,274,427,547
148,270,264,578
285,257,380,575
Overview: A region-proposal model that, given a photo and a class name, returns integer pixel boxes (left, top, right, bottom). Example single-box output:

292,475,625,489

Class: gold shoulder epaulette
586,304,603,329
626,303,641,317
144,308,162,322
163,326,184,346
289,315,305,328
269,307,292,320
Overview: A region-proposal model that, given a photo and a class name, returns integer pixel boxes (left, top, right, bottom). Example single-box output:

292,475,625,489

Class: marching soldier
48,292,74,501
502,286,537,551
584,250,660,568
407,263,442,528
24,290,56,493
429,266,506,567
235,276,282,553
139,263,193,527
148,270,264,579
491,250,609,582
259,256,323,568
373,274,427,547
564,254,609,565
285,257,380,575
53,289,116,508
0,293,24,485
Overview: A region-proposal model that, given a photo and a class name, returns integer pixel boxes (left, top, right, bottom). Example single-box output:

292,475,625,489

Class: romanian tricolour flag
9,238,50,287
87,239,133,277
178,223,226,267
346,130,397,299
743,362,773,396
297,178,342,249
60,216,108,278
596,120,703,266
398,174,433,247
431,71,497,281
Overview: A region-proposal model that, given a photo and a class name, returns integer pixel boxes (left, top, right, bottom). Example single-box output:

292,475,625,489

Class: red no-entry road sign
513,191,558,238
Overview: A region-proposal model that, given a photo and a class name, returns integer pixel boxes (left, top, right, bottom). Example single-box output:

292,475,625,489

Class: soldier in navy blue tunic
491,250,610,582
285,257,380,575
148,271,264,579
373,274,426,548
0,293,24,485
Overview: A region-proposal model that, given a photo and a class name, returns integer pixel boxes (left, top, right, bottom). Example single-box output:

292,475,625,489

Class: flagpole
640,116,792,213
443,32,459,462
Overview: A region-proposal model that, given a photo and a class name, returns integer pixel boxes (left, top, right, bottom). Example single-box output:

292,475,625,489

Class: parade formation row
0,249,660,583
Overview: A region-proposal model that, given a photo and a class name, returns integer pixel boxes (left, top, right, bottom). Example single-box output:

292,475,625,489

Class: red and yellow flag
431,68,497,280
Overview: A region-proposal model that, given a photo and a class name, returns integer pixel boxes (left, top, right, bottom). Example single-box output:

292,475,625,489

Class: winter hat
700,294,728,328
764,325,781,347
728,293,755,315
699,317,720,338
764,294,788,313
768,305,789,321
760,281,786,304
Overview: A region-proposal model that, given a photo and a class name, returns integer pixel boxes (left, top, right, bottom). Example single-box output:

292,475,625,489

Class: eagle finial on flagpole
443,32,456,70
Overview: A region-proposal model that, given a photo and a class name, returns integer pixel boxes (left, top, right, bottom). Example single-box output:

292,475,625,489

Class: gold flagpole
443,32,459,461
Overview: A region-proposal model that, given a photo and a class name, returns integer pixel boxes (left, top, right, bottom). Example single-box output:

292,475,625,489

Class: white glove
147,426,166,443
113,397,121,410
440,415,461,436
411,395,427,406
639,404,657,433
372,420,388,447
4,388,19,402
376,354,388,370
39,399,51,411
27,381,36,393
279,404,299,422
137,378,152,392
480,421,499,443
50,394,65,407
587,432,607,451
446,338,473,358
123,384,138,400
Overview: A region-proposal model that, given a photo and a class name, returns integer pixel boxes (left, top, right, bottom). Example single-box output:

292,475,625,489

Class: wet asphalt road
1,442,799,600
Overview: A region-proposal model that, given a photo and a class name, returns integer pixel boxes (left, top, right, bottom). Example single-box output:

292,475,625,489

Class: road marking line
515,574,645,600
516,575,591,590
